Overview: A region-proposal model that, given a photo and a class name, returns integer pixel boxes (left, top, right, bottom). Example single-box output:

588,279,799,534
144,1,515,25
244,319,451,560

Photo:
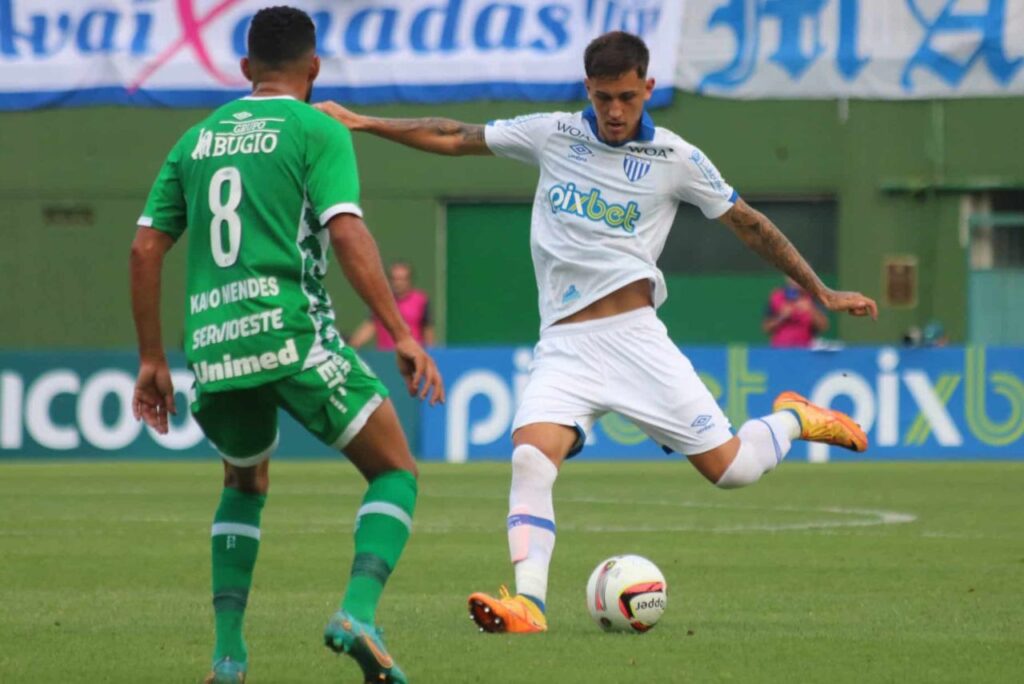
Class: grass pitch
1,460,1022,683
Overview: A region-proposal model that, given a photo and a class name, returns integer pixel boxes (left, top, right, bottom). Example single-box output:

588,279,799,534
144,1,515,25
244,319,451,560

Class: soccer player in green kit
129,7,442,683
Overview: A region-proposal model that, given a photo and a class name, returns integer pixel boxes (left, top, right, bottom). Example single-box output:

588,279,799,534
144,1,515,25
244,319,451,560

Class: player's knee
713,442,764,489
223,460,271,494
219,436,276,493
512,444,559,484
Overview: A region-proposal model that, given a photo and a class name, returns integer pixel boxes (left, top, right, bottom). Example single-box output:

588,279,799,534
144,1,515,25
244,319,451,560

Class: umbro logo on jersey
568,143,593,162
691,414,715,434
623,155,652,183
232,111,253,120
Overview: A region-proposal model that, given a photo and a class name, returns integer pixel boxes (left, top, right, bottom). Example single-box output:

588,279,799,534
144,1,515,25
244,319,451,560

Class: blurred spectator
763,277,829,348
349,261,434,350
903,320,947,347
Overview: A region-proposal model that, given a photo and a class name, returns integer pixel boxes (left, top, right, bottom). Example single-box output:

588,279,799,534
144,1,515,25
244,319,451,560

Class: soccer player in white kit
317,31,878,634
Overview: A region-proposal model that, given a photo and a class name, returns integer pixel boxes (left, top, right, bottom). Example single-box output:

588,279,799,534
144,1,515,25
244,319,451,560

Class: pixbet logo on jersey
547,182,641,234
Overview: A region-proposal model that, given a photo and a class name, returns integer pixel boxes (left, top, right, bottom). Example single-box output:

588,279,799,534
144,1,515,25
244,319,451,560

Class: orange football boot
467,585,547,634
773,391,868,452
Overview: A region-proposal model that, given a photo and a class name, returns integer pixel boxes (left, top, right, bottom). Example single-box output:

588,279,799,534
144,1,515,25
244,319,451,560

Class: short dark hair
584,31,649,79
248,6,315,67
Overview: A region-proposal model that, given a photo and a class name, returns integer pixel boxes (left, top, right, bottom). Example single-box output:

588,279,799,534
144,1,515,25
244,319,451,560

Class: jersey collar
241,94,298,101
581,106,655,147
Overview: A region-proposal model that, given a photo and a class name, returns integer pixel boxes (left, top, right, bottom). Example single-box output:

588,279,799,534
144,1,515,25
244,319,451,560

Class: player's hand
314,101,367,131
132,356,177,434
394,337,445,406
820,289,878,319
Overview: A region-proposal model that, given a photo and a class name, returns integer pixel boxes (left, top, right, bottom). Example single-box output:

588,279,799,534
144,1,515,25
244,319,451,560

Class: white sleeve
676,146,739,219
484,113,557,166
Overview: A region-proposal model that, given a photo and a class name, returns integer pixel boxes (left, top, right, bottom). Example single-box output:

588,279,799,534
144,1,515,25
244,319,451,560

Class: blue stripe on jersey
729,189,740,203
507,514,556,534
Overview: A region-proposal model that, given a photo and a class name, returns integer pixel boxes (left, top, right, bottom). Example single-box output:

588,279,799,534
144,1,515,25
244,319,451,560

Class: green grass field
1,461,1022,683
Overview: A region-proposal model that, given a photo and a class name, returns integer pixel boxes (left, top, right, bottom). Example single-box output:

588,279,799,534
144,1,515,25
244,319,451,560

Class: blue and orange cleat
324,610,407,684
773,391,868,452
468,585,548,634
203,657,246,684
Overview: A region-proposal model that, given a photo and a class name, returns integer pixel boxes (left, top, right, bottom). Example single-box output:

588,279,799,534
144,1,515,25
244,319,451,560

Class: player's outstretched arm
129,226,178,433
328,213,445,404
316,101,491,157
719,199,878,319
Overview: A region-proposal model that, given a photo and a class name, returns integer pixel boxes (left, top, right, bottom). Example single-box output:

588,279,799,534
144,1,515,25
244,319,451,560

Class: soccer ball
585,554,667,633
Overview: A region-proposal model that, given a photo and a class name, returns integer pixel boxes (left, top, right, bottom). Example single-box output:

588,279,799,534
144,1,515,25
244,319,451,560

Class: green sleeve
305,115,362,226
138,137,188,238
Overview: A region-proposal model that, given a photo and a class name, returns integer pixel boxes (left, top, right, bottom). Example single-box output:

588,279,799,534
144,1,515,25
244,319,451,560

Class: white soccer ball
586,554,667,633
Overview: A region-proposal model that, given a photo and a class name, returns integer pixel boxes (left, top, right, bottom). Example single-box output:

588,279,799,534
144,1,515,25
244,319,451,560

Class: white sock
763,410,801,441
715,415,794,489
507,444,558,609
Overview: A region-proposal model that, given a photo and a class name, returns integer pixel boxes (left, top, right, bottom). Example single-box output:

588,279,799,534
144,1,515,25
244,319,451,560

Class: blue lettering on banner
902,0,1023,90
699,0,868,91
3,2,1022,108
692,0,1023,97
211,0,577,58
0,0,156,58
344,8,397,55
0,0,678,110
586,0,664,36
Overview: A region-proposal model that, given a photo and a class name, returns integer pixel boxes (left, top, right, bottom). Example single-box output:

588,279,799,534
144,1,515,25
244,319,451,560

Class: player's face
389,265,412,296
584,71,655,144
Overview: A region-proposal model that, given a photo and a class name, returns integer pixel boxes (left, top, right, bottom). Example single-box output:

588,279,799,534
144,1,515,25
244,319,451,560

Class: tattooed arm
315,101,491,156
719,198,878,318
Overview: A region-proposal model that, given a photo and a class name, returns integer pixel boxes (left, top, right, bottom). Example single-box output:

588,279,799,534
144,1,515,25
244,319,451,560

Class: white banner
676,0,1024,99
0,0,681,110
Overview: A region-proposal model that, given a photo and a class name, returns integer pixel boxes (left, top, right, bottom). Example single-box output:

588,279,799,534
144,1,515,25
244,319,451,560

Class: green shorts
191,347,389,466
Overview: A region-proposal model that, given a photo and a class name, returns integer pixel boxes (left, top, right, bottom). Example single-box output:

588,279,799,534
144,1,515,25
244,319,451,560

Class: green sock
342,469,417,624
211,487,265,664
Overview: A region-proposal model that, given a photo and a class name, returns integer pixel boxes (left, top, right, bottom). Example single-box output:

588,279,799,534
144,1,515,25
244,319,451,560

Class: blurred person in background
763,277,829,347
903,320,948,347
349,261,435,349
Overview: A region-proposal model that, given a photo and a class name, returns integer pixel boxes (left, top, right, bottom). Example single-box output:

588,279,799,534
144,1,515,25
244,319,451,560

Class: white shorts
512,308,733,456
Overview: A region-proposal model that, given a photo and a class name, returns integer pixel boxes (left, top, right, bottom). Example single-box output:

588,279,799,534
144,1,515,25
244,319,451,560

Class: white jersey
485,108,738,331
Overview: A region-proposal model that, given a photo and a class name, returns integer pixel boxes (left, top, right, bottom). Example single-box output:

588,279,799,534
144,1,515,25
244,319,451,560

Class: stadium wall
2,95,1023,349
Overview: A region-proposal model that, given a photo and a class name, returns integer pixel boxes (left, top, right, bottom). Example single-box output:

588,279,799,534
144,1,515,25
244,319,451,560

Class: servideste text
191,308,285,350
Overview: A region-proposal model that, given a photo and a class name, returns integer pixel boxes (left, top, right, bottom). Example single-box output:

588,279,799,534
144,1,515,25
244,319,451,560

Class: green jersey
140,95,360,393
